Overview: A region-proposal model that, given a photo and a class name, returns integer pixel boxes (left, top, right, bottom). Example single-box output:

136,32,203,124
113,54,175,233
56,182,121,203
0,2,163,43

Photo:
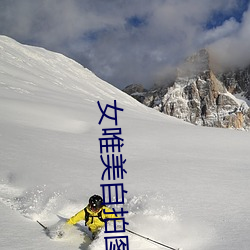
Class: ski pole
37,220,48,230
126,229,181,250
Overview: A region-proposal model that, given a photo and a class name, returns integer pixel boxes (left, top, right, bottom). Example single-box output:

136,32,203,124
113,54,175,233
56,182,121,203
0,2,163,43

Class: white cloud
200,18,240,45
209,5,250,68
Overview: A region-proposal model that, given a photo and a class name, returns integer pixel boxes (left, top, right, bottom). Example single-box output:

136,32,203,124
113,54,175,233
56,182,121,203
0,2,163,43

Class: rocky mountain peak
177,48,210,78
123,49,250,130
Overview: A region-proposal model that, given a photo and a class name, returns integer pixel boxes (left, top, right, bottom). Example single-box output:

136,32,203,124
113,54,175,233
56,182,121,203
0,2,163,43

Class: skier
66,194,118,239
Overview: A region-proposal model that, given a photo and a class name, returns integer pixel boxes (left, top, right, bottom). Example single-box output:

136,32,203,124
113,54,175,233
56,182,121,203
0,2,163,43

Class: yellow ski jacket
67,206,118,233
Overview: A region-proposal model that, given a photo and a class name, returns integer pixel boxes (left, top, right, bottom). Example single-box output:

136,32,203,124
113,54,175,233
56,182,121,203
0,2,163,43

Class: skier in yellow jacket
67,194,118,238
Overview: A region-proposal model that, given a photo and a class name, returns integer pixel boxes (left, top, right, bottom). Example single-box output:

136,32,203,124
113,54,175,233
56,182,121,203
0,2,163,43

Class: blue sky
0,0,249,89
206,0,249,28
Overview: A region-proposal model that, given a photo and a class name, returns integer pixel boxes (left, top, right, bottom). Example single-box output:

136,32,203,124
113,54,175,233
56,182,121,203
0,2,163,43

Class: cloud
200,18,240,45
0,0,249,88
209,4,250,69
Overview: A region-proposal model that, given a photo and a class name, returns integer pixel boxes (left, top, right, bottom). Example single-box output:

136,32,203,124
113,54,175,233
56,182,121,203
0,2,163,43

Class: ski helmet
89,195,103,211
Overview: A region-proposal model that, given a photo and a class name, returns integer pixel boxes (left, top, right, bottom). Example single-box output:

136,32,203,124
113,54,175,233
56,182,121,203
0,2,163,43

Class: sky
0,0,249,89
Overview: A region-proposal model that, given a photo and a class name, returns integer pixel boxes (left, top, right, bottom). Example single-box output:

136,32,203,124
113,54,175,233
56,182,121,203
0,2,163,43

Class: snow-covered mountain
124,49,250,130
1,36,250,250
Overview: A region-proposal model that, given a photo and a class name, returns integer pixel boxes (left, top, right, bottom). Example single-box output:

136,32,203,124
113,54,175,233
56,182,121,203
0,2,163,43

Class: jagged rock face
162,74,249,128
123,83,146,95
123,84,147,103
123,49,250,130
218,66,250,99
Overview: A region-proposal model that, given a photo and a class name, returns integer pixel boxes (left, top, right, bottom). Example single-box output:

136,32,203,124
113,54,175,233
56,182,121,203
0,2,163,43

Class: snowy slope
0,36,250,250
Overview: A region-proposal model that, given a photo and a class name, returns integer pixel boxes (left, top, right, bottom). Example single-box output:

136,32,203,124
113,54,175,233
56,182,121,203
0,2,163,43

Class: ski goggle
90,204,101,212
